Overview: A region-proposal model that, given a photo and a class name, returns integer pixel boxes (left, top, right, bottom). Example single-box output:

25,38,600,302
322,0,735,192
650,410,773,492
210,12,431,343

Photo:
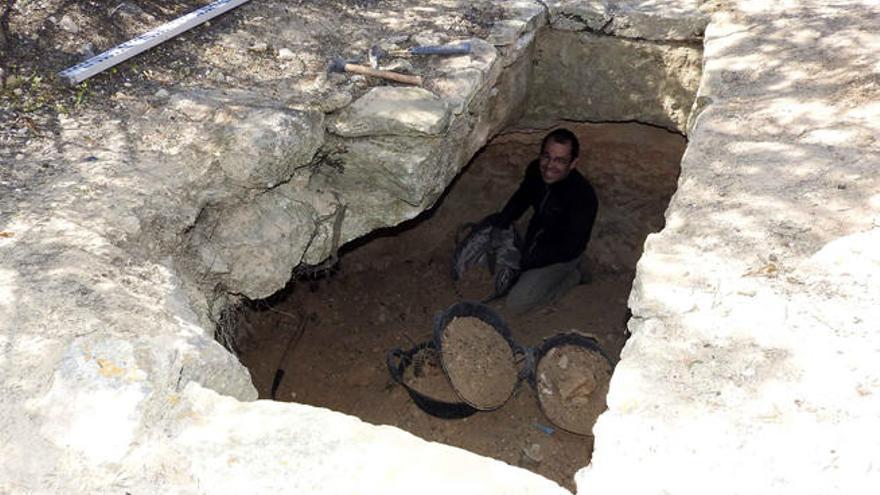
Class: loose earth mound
441,316,519,409
536,344,612,435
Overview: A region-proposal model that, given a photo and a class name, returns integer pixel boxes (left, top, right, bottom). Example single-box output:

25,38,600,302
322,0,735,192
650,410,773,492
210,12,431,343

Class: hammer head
327,58,347,73
368,46,385,69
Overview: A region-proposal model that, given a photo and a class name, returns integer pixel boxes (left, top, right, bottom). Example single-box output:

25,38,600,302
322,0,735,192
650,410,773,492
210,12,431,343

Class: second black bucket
433,301,528,411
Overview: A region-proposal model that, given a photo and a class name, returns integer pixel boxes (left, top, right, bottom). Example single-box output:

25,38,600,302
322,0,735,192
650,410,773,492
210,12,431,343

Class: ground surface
236,122,686,490
0,0,502,160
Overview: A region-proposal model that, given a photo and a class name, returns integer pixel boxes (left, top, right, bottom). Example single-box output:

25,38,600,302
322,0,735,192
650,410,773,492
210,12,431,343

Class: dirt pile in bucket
441,316,518,409
537,345,612,435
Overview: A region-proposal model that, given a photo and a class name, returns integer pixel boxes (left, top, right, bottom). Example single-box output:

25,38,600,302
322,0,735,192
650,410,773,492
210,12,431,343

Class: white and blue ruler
58,0,252,85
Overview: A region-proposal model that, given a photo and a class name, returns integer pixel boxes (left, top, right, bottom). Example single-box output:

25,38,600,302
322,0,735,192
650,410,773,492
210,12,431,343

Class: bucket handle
386,348,408,384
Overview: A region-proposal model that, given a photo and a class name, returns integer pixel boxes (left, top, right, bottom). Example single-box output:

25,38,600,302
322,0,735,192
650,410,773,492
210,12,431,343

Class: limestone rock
59,14,80,33
546,0,708,41
432,69,484,115
607,4,708,41
547,0,611,32
580,7,880,495
192,184,319,299
117,383,570,494
326,135,442,208
486,19,530,46
168,91,325,189
328,87,451,138
485,1,546,47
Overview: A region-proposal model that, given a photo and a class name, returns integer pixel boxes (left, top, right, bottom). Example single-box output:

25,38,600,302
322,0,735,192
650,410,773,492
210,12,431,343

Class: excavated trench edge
215,17,704,492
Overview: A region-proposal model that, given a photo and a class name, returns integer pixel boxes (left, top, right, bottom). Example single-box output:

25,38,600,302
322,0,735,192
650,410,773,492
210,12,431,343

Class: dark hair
541,128,580,160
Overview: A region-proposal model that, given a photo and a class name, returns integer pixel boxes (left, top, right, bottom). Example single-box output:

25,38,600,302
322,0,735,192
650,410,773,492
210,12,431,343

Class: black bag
451,213,521,300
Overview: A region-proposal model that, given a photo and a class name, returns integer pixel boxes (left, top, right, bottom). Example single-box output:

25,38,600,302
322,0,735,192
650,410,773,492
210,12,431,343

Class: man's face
539,140,578,184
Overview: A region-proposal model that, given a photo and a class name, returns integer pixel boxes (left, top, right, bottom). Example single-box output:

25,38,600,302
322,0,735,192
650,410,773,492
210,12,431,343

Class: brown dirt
455,259,496,301
536,344,613,435
235,121,686,491
440,316,519,410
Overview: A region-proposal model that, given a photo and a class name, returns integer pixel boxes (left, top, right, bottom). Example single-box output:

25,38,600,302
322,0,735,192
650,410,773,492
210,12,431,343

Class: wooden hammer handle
343,63,422,86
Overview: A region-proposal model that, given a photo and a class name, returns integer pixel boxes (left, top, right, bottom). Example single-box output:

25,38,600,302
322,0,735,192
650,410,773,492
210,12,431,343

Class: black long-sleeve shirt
495,160,598,270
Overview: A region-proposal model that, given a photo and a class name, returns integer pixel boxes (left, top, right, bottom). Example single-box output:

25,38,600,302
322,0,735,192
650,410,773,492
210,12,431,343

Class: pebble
385,34,410,44
383,59,415,74
80,42,95,57
522,443,544,463
318,90,353,113
412,32,443,46
59,15,80,33
277,48,296,60
154,88,170,98
5,74,22,89
249,42,269,52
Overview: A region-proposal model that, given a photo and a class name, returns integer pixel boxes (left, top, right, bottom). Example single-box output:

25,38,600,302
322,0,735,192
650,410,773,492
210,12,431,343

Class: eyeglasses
539,153,572,166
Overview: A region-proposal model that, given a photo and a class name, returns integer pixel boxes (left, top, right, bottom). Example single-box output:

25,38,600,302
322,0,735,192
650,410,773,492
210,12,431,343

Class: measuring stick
57,0,252,85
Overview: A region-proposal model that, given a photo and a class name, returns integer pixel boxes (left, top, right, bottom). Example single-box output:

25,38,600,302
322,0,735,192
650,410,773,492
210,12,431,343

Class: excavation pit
231,121,686,489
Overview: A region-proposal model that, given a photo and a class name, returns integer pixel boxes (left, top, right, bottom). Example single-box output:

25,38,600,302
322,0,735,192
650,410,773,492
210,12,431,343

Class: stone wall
578,3,880,495
524,29,702,132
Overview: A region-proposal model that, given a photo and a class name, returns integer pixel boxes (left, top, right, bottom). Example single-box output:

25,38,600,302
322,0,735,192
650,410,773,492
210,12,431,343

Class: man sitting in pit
492,128,598,314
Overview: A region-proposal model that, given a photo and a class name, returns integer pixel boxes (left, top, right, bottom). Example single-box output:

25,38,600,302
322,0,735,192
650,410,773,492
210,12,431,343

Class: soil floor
236,122,686,490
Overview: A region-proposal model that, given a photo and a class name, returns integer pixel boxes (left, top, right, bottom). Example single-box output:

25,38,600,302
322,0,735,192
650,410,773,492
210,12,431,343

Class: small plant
28,71,42,91
214,300,241,354
74,80,90,107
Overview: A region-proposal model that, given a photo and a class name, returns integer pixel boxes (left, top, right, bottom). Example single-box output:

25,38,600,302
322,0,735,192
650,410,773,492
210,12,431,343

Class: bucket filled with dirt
386,341,478,419
533,333,613,435
434,301,526,411
387,303,614,434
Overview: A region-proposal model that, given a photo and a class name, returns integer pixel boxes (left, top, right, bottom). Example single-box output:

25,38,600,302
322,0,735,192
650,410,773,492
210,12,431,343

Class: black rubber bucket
531,332,614,435
386,341,478,419
386,304,614,434
433,301,529,411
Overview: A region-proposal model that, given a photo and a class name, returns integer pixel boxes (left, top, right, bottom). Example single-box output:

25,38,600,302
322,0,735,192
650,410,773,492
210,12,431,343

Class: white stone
59,15,80,33
277,47,296,60
545,0,708,41
329,86,451,137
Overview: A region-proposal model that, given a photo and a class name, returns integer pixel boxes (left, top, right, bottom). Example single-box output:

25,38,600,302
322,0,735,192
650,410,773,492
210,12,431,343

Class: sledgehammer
327,58,422,86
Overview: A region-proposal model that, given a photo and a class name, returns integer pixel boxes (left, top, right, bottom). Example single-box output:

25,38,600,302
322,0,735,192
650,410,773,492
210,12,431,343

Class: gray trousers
506,256,582,314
